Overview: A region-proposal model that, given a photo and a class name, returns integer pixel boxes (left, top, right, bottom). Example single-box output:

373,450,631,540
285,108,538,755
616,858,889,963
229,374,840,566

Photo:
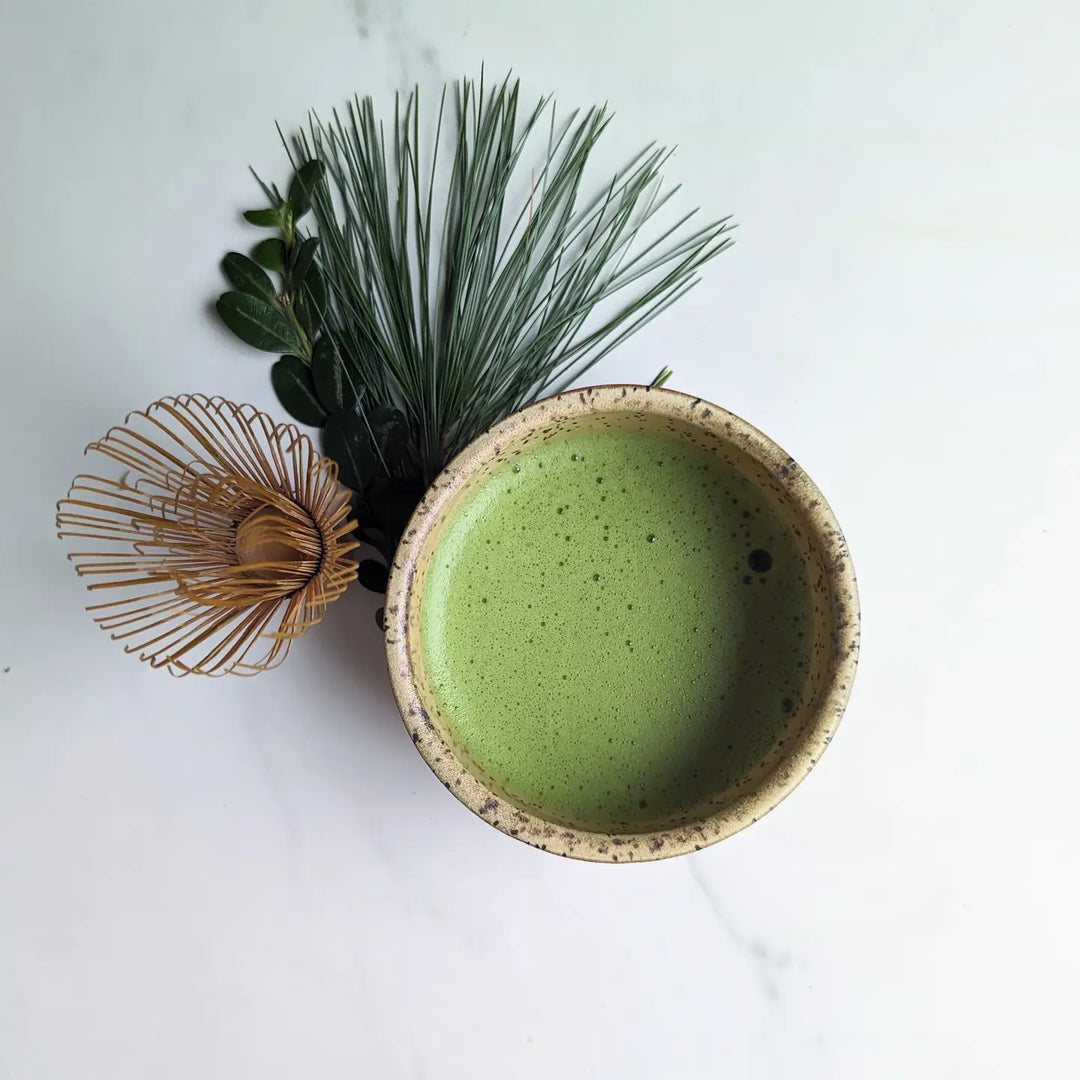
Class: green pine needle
285,73,734,485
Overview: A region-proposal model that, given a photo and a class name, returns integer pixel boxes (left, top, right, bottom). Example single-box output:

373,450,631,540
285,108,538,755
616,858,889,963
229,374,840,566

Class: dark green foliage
216,74,733,586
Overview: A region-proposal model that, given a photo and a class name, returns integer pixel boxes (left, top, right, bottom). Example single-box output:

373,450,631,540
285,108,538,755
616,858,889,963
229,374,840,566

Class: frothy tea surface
419,427,812,831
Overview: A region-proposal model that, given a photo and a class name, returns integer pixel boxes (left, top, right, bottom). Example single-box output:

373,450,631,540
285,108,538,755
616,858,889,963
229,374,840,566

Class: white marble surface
2,1,1078,1076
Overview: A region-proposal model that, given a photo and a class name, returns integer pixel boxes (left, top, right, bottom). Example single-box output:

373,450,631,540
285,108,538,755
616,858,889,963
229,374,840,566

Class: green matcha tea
419,426,812,831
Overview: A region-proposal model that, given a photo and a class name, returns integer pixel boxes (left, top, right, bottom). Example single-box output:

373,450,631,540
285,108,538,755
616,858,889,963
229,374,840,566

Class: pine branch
289,73,734,483
216,72,735,585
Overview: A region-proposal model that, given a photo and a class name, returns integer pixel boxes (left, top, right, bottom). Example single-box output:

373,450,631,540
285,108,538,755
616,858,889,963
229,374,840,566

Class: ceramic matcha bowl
385,386,859,862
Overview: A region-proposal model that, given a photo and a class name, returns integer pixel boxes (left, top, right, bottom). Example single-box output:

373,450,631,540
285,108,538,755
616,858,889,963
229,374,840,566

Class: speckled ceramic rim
385,386,860,862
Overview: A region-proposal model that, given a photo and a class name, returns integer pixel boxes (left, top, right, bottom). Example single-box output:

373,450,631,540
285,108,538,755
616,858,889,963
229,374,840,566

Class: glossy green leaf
292,291,314,339
369,406,410,472
221,252,278,304
291,236,320,288
243,207,284,228
366,475,424,542
323,407,377,493
216,292,303,353
303,263,328,320
311,336,361,414
288,160,326,220
271,355,326,427
252,238,287,273
356,559,389,593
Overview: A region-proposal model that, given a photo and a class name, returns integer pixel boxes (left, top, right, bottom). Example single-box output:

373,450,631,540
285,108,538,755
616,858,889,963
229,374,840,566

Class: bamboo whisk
56,395,359,675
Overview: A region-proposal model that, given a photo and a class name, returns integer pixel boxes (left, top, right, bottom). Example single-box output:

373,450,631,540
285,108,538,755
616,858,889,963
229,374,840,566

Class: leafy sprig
217,162,415,590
